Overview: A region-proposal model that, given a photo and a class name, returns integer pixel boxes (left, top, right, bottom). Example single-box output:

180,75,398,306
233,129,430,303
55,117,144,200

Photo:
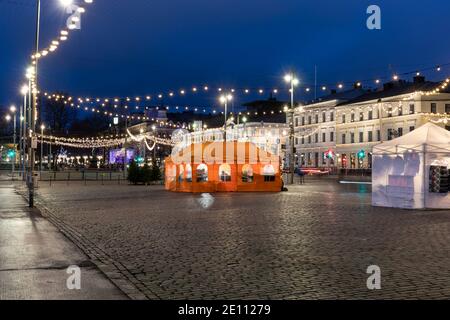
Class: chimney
413,75,425,84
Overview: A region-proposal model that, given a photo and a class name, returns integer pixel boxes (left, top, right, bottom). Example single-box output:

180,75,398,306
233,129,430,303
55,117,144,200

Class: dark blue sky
1,0,450,110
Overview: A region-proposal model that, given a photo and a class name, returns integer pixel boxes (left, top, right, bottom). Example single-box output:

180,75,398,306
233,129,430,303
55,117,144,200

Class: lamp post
140,128,145,162
220,94,233,141
20,85,28,179
123,116,128,177
10,106,17,178
26,0,42,207
284,73,299,185
26,0,72,206
40,124,45,172
152,125,157,164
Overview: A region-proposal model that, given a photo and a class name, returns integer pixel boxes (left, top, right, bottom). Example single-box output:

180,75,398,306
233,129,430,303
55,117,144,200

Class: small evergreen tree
150,161,162,182
142,163,152,185
89,155,98,169
127,160,140,184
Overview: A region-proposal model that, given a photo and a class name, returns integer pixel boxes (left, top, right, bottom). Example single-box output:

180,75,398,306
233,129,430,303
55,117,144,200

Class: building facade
293,88,365,169
293,78,450,170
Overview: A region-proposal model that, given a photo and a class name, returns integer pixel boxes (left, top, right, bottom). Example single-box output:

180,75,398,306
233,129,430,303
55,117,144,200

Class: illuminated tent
372,123,450,209
165,140,282,193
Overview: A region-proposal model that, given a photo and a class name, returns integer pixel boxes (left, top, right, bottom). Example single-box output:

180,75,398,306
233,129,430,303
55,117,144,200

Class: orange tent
165,140,282,192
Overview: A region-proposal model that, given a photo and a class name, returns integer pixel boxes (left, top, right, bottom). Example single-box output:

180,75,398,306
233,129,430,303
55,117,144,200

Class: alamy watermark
66,4,83,30
66,265,81,290
367,5,381,30
366,265,381,290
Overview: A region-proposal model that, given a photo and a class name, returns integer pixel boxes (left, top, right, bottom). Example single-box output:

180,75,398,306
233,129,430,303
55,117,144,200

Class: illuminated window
186,164,192,182
242,164,254,183
178,165,184,182
196,163,208,182
262,164,276,182
219,164,231,182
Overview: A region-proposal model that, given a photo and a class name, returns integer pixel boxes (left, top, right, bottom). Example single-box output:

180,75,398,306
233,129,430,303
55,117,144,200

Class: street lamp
284,73,299,185
139,128,145,161
220,94,233,140
10,106,17,177
26,0,73,207
59,0,73,6
40,124,45,172
20,85,29,179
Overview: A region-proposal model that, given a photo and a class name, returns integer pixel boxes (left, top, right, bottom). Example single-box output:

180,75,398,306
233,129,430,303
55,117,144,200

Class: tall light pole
284,73,299,185
40,124,45,172
20,85,28,179
152,125,157,164
124,116,128,177
140,128,145,162
5,114,14,179
27,0,42,207
9,106,17,177
220,94,233,141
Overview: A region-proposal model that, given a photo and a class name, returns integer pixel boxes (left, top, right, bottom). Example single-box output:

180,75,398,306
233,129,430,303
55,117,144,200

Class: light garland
39,137,124,149
31,0,95,63
126,128,174,147
42,63,450,104
294,127,321,139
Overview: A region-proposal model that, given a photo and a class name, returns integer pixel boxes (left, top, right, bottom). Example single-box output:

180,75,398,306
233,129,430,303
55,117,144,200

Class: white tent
372,123,450,209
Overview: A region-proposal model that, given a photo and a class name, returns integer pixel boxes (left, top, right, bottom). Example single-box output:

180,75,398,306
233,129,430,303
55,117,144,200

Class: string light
42,61,450,105
31,0,95,62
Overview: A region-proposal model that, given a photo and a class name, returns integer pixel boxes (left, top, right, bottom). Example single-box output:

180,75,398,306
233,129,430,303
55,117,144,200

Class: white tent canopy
372,123,450,209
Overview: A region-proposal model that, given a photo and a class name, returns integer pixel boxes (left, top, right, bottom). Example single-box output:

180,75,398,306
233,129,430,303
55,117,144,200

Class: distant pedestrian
297,167,305,185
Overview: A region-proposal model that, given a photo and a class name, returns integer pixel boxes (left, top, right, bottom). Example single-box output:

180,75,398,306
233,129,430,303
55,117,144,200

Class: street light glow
10,105,16,113
60,0,73,7
21,85,29,95
5,114,11,122
285,73,299,86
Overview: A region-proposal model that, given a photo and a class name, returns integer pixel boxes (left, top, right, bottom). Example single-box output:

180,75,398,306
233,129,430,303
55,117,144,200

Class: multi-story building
336,77,450,169
293,77,450,170
293,87,365,168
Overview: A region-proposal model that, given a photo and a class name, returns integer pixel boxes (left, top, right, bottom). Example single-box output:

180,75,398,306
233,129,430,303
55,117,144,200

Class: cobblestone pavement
24,179,450,299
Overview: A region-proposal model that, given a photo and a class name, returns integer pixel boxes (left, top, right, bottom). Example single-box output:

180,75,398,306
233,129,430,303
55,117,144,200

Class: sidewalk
0,180,127,300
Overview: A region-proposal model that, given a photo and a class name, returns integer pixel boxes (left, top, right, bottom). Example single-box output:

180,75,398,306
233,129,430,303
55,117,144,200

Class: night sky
1,0,450,110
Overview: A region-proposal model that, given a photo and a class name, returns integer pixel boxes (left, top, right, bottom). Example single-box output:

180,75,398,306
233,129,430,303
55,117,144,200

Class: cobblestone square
29,180,450,299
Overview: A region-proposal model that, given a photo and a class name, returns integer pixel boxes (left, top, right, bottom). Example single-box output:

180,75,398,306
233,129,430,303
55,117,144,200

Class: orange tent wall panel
164,141,282,193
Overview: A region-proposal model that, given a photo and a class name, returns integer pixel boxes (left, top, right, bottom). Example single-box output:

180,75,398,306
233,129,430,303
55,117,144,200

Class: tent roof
373,123,450,154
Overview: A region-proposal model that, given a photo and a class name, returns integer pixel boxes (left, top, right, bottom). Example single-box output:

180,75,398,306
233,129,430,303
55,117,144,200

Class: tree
70,113,110,135
41,94,78,170
89,155,98,169
150,161,162,182
142,163,152,185
127,160,140,185
41,94,77,134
